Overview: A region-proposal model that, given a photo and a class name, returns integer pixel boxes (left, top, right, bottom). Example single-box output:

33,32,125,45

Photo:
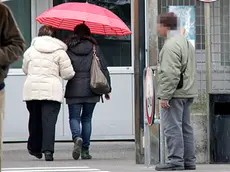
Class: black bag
177,69,186,89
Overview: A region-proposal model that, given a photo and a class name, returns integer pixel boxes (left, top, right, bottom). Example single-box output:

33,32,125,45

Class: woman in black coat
65,23,111,160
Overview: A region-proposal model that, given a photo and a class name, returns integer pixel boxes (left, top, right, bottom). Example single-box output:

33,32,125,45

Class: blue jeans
68,103,96,148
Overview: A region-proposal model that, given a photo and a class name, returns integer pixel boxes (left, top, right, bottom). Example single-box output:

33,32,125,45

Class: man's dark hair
157,12,178,30
74,23,91,36
38,25,57,37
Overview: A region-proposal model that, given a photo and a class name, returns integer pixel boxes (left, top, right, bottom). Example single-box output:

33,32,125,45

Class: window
3,0,31,68
196,3,205,50
54,0,132,67
158,0,205,50
220,0,230,66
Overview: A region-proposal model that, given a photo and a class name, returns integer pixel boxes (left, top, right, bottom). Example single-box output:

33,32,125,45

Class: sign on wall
169,6,196,47
145,67,155,126
199,0,217,2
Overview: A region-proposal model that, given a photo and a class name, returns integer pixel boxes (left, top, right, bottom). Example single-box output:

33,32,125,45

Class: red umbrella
36,2,132,36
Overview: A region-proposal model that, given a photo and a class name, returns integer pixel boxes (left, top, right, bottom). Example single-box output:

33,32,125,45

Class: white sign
145,68,155,126
199,0,217,2
146,74,153,118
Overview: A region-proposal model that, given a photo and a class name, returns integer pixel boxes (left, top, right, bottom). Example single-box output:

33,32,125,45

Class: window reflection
3,0,31,68
86,0,131,40
54,0,132,67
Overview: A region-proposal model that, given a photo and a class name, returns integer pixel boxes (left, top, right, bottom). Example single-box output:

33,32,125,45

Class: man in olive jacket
155,12,198,171
0,2,25,167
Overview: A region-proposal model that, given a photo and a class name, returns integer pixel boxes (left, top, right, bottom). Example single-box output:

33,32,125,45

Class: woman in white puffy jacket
22,25,75,161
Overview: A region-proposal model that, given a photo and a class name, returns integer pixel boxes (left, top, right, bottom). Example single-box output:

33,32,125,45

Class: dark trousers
26,100,60,153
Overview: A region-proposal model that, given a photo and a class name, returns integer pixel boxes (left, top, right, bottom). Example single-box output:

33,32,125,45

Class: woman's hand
105,94,110,100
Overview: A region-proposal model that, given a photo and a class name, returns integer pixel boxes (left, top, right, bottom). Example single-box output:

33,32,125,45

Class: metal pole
134,0,145,164
144,123,151,167
145,0,149,67
139,0,146,131
143,68,150,166
143,0,151,166
204,0,212,92
204,2,212,162
159,106,165,164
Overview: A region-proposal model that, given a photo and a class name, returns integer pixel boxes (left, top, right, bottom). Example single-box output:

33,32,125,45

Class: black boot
44,151,54,161
28,150,42,159
155,164,184,171
185,165,196,170
72,137,83,160
81,147,92,160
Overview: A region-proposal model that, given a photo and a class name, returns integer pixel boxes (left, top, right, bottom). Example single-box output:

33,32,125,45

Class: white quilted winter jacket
22,36,75,103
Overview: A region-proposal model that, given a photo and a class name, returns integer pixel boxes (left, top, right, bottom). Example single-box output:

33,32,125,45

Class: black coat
64,36,111,99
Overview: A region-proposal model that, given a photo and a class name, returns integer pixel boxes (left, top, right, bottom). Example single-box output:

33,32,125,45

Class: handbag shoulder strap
93,44,96,54
181,40,189,74
92,44,99,61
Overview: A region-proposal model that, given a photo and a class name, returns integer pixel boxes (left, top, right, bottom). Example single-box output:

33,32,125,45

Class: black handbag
177,70,186,89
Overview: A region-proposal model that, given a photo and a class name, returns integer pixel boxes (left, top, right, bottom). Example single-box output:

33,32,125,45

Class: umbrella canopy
36,2,132,36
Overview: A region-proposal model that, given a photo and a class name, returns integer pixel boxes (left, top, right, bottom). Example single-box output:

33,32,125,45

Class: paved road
2,142,230,172
2,166,110,172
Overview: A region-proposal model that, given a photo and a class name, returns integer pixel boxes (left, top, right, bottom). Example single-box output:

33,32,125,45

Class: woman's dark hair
38,25,57,37
74,23,91,36
157,12,178,30
66,35,97,47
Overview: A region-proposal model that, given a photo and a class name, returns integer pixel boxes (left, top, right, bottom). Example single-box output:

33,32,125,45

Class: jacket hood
31,36,67,53
66,36,97,56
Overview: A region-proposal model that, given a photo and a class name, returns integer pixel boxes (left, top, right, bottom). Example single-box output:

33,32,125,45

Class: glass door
3,0,31,68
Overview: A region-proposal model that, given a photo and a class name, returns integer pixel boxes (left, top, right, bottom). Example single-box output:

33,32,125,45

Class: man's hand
160,99,170,109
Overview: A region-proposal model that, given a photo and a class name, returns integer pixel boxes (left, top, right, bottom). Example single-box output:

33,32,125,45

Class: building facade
3,0,135,141
3,0,229,163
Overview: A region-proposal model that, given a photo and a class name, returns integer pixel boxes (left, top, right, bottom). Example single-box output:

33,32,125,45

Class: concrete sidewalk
2,142,230,172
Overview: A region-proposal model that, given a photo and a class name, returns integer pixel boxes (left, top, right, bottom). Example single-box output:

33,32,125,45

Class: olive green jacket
157,33,198,100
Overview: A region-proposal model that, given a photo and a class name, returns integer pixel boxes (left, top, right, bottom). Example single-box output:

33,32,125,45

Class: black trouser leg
26,101,42,153
41,101,60,153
